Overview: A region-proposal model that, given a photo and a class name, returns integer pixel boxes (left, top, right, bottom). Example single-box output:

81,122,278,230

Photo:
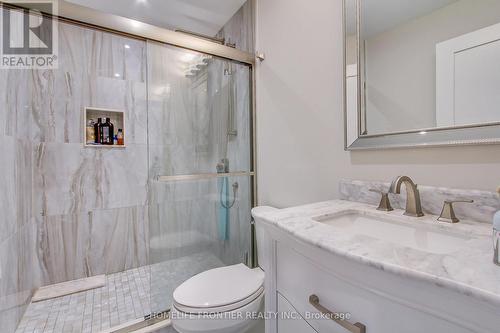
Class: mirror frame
343,0,500,150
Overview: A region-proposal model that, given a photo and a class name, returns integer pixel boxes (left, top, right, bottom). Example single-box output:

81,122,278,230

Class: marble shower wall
0,13,149,332
33,21,150,285
0,136,36,333
0,13,37,333
216,0,255,53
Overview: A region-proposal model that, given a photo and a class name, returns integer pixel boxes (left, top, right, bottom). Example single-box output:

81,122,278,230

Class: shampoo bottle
101,118,114,145
94,118,103,144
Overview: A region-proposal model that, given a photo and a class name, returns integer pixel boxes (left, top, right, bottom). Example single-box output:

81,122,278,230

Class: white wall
255,0,500,209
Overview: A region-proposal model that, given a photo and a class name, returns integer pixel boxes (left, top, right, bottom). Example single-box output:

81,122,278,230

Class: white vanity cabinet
276,244,472,333
259,226,500,333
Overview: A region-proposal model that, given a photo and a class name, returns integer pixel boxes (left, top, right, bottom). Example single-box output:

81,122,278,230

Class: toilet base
171,294,264,333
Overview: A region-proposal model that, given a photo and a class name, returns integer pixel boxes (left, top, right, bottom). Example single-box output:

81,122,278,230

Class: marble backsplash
339,179,500,224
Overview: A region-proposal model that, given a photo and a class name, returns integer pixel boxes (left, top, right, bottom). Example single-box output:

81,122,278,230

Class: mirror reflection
346,0,500,138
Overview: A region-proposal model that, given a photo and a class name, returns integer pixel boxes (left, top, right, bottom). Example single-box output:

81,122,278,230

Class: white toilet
171,207,277,333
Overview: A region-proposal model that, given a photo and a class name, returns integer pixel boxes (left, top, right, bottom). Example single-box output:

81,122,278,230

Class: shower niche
83,107,126,148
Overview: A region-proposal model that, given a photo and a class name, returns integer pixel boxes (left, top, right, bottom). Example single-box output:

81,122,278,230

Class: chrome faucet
389,176,424,217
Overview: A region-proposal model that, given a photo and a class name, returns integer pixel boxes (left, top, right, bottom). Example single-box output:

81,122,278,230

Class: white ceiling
347,0,458,37
66,0,247,36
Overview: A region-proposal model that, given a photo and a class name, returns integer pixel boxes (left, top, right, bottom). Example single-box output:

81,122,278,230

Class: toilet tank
252,206,279,272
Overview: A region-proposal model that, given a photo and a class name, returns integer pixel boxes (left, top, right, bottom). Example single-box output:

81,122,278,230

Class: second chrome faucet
389,176,424,217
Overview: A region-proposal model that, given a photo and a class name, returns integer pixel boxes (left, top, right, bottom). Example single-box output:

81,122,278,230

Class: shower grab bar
156,171,255,182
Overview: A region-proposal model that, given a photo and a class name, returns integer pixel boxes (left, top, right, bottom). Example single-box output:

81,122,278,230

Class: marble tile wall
37,206,149,285
339,179,500,223
0,133,34,329
0,60,38,332
0,12,150,332
32,20,150,287
216,0,255,53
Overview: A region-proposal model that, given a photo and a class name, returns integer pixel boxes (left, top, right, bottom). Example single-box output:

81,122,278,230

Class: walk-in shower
1,2,255,333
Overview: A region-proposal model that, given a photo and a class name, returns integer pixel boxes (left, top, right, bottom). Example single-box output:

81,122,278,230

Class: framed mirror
344,0,500,150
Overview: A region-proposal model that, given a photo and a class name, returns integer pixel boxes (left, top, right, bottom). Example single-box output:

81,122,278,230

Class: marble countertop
252,200,500,308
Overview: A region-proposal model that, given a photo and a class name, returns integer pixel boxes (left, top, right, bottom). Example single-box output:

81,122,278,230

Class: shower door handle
156,171,254,182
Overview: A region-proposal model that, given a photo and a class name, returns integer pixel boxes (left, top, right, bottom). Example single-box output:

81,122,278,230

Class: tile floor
15,252,224,333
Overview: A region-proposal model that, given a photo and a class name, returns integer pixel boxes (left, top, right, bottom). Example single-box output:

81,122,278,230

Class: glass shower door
147,41,253,314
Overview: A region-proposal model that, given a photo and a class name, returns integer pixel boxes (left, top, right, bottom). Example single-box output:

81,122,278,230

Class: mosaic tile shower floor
15,252,224,333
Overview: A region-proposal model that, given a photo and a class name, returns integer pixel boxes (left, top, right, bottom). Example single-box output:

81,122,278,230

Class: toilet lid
173,264,265,310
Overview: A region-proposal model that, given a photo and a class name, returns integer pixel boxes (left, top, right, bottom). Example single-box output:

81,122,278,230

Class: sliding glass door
147,41,253,314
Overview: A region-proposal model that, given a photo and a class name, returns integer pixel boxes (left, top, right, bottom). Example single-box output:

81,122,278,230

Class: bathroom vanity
253,198,500,333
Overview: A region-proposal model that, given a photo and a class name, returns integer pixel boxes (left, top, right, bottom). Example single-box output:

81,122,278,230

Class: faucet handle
369,189,394,212
438,199,474,223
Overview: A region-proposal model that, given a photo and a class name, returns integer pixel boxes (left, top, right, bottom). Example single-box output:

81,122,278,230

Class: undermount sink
313,210,470,255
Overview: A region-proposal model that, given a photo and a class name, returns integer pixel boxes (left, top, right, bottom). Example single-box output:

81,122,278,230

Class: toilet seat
173,264,265,314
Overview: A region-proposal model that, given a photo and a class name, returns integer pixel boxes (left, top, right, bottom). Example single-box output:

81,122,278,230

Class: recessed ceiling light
114,73,121,78
419,131,427,135
124,44,131,49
